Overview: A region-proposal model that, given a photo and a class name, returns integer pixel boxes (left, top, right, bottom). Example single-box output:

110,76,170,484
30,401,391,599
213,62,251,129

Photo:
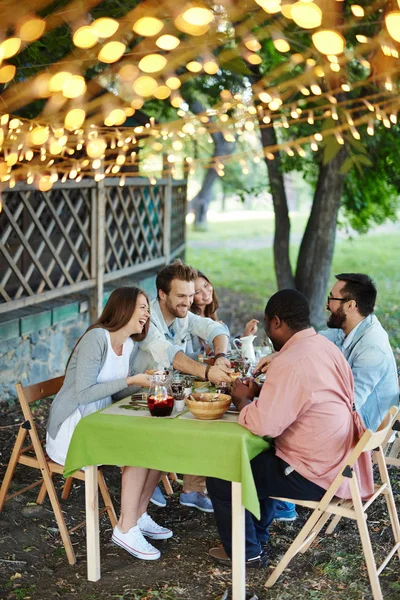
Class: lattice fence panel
104,183,165,273
170,182,187,254
0,187,92,304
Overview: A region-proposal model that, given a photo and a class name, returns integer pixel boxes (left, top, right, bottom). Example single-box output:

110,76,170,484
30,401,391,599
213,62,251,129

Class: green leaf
340,156,355,174
347,137,368,154
221,56,252,75
355,154,373,167
323,136,341,165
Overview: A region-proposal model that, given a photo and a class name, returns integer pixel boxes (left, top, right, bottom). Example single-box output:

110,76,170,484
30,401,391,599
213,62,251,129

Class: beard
165,296,189,319
327,304,347,329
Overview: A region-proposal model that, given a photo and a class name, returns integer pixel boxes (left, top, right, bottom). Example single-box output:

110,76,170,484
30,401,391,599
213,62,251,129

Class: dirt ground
1,289,399,600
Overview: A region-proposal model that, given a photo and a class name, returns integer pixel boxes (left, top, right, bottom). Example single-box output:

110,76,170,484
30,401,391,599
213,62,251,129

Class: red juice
147,395,174,417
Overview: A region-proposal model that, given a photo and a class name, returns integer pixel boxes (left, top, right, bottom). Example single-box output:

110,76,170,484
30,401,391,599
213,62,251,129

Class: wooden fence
0,177,187,320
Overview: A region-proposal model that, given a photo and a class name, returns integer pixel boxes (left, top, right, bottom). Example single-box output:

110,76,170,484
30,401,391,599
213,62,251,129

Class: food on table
229,372,241,380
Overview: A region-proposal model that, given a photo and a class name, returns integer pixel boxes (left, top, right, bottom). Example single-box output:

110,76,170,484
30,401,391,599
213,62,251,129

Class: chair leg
36,480,48,504
97,471,117,529
375,450,400,562
161,474,174,495
265,510,328,588
325,513,343,535
0,427,27,511
61,478,74,501
350,477,383,600
299,510,333,553
169,472,178,482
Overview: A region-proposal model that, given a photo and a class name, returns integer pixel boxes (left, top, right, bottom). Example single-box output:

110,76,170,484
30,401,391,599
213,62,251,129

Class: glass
215,381,230,394
147,374,174,417
327,296,349,304
231,357,250,377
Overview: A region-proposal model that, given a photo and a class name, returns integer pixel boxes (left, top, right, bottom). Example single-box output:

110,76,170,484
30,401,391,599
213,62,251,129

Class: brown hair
156,259,198,296
66,287,149,369
190,271,219,320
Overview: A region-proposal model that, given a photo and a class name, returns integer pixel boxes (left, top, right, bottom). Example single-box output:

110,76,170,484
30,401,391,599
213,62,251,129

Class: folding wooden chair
324,406,400,536
0,376,117,566
265,406,400,600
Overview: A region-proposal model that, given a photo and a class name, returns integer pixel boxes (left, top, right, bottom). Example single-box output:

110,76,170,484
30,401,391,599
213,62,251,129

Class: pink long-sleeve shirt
239,328,374,499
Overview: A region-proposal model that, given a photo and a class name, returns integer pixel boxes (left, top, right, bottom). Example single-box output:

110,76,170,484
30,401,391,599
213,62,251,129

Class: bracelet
214,352,227,361
204,364,211,381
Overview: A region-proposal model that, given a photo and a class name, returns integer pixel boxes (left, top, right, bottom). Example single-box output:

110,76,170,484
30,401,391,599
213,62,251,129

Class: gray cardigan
47,328,139,439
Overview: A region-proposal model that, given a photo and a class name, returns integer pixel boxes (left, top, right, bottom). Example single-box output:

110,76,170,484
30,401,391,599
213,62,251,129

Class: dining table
64,398,270,600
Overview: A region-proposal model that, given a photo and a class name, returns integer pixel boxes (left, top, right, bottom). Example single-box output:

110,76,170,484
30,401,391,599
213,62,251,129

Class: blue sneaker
150,485,167,508
179,491,214,513
273,500,298,522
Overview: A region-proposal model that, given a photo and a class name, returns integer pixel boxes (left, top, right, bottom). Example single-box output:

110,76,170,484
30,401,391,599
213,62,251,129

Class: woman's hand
243,319,259,337
127,373,151,388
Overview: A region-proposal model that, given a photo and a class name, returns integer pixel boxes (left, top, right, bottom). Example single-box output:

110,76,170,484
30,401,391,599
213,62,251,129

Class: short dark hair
265,289,310,331
156,259,198,295
335,273,377,317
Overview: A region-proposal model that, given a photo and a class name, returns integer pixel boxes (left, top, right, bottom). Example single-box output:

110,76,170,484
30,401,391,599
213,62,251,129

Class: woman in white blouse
46,287,172,561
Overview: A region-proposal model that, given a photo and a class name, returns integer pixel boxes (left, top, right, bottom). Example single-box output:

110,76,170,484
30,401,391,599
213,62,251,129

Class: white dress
46,330,133,466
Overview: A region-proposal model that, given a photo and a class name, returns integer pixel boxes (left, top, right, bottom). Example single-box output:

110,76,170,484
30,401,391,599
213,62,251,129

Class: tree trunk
295,146,348,326
259,125,295,289
188,100,235,229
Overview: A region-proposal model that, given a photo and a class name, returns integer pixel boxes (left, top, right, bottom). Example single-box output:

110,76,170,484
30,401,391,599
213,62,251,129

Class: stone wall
0,313,89,404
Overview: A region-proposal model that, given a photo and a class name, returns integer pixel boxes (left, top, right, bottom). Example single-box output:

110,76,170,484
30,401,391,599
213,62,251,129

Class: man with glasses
321,272,398,431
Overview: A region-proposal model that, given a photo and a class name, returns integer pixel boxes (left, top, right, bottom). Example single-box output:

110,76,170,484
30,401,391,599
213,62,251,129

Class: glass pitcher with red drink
147,373,174,417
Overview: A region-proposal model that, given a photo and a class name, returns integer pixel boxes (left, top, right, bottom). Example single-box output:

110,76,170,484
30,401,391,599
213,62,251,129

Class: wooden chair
265,406,400,600
161,472,179,495
0,376,117,566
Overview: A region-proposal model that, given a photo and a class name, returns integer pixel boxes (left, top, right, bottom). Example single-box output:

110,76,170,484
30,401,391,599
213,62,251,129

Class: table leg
85,465,100,581
231,481,246,600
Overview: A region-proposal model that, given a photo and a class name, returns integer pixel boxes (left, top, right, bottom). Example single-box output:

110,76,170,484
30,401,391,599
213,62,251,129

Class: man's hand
214,356,231,369
208,364,233,384
231,378,261,411
254,352,277,375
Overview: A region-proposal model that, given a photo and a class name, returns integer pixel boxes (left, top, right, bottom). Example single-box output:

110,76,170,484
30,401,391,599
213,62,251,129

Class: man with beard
320,273,398,431
206,289,373,568
135,259,232,512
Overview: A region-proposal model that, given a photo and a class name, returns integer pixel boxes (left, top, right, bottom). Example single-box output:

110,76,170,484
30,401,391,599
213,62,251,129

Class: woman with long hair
46,287,172,561
190,271,259,356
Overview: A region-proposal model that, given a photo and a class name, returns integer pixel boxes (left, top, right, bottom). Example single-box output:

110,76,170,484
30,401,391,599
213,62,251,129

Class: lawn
186,213,400,358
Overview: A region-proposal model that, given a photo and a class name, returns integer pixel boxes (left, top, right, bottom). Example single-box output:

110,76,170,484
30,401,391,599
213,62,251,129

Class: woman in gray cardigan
46,287,173,561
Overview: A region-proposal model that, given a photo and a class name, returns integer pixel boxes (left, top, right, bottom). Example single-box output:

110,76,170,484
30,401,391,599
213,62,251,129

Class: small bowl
185,393,232,420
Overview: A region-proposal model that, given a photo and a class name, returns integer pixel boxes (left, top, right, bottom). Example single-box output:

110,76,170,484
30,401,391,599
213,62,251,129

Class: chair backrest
362,406,399,452
18,375,65,404
16,375,64,424
315,407,399,508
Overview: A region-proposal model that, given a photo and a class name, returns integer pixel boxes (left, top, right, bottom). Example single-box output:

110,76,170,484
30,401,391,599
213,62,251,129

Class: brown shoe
209,546,230,565
209,546,268,568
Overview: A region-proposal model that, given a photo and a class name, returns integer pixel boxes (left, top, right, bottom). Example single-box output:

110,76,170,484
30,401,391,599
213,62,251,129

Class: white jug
232,335,256,363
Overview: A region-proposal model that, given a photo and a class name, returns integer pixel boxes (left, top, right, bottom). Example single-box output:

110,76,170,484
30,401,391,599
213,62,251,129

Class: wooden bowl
185,393,231,420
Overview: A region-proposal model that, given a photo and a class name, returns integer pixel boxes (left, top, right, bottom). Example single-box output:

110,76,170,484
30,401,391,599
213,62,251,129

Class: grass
186,213,400,356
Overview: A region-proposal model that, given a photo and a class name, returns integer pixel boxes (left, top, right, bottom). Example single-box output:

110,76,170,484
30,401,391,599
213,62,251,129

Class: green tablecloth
64,408,269,519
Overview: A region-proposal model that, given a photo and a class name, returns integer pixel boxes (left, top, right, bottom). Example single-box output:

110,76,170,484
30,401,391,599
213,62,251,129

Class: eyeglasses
327,296,350,304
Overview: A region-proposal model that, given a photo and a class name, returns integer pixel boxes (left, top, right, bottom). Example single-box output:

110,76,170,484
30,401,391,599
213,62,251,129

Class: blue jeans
207,449,325,560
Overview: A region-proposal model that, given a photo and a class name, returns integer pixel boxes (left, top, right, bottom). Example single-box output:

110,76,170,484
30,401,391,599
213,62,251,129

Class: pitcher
232,334,256,363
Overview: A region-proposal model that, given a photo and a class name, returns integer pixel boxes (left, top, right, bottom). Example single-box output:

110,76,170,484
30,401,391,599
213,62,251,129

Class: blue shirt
320,315,399,431
135,298,230,372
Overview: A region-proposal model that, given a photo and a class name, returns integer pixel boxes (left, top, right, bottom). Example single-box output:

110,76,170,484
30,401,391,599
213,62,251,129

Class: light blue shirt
135,298,229,372
320,314,399,431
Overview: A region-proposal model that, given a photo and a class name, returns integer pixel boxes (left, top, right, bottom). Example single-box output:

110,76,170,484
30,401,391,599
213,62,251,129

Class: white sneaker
138,512,173,540
112,525,160,560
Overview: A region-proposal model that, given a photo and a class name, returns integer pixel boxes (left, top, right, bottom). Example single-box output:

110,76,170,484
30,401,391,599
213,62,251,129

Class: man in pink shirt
207,289,373,567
